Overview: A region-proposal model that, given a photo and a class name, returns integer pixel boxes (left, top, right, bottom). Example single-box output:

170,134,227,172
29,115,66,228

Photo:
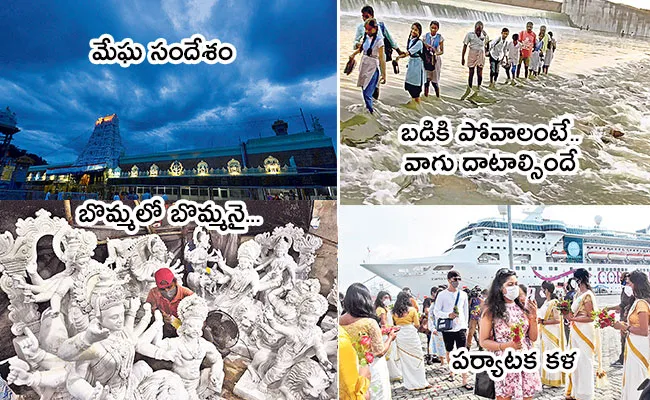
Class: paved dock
391,326,624,400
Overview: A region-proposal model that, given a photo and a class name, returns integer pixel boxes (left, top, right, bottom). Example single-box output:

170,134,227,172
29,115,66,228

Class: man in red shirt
517,21,537,78
146,267,195,337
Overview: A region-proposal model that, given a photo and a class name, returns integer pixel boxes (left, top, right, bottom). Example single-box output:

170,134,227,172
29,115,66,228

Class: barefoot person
462,21,487,91
488,28,509,87
350,18,387,114
517,21,537,78
503,33,521,83
423,21,444,98
396,23,425,104
542,32,556,75
353,5,403,101
537,25,549,75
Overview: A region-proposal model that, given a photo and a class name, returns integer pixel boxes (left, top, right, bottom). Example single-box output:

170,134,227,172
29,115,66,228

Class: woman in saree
374,291,402,382
339,326,371,400
392,292,431,391
341,283,396,400
565,268,604,400
538,281,565,387
614,270,649,400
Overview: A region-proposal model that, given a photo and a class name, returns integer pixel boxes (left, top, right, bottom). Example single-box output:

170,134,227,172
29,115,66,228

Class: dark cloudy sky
0,0,337,164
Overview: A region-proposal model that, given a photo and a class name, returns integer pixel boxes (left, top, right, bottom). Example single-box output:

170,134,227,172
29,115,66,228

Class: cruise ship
361,207,650,297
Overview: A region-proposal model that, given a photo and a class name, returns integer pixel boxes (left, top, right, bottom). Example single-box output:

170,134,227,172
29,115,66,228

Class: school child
503,33,522,83
423,21,444,97
488,28,509,87
396,23,426,103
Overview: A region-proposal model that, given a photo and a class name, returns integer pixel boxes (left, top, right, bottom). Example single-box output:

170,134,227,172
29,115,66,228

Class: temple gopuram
26,114,337,200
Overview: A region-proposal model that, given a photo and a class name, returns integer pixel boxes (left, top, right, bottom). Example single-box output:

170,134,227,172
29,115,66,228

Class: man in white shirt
503,34,522,83
433,270,470,390
461,21,487,90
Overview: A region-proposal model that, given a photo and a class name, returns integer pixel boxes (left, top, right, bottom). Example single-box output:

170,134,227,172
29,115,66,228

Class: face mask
451,281,459,289
624,286,633,297
383,299,391,306
504,286,520,301
540,291,546,299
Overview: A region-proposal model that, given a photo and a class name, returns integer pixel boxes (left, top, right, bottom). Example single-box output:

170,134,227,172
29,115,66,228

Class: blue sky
0,0,337,164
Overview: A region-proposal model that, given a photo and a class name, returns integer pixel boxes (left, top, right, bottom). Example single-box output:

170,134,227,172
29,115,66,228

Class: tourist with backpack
395,23,425,103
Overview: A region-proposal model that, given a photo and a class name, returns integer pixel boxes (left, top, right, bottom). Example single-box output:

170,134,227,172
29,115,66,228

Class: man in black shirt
606,272,634,367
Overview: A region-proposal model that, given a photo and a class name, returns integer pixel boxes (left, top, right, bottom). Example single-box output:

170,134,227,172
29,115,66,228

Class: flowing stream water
340,0,650,204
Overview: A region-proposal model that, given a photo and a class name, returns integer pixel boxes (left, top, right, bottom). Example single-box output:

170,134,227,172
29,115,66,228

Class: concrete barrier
562,0,650,37
479,0,562,13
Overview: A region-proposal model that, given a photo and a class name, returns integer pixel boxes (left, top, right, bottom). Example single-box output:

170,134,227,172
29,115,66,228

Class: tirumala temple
25,114,337,200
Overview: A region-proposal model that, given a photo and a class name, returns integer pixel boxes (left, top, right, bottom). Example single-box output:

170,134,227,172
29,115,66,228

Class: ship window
515,266,520,270
522,266,526,270
539,266,543,270
477,246,481,249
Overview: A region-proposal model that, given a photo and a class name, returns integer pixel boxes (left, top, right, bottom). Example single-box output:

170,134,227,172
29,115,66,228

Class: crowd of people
339,268,650,400
347,5,558,113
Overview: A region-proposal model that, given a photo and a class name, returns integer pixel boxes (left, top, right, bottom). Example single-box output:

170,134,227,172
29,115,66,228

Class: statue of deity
136,295,224,400
256,236,298,293
210,240,261,313
18,227,111,337
254,293,332,390
7,327,69,400
57,283,153,400
185,228,227,298
105,235,183,302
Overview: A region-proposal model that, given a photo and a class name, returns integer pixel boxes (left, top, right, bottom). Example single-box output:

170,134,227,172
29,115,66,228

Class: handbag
436,292,460,332
343,58,356,75
474,324,497,399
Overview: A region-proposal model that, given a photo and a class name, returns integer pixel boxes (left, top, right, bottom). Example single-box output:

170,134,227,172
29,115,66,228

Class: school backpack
379,22,394,61
422,34,437,71
404,36,433,69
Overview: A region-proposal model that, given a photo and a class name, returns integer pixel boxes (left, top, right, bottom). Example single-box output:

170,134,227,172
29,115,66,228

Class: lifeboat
587,251,608,261
552,251,567,260
627,253,643,262
608,252,626,262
